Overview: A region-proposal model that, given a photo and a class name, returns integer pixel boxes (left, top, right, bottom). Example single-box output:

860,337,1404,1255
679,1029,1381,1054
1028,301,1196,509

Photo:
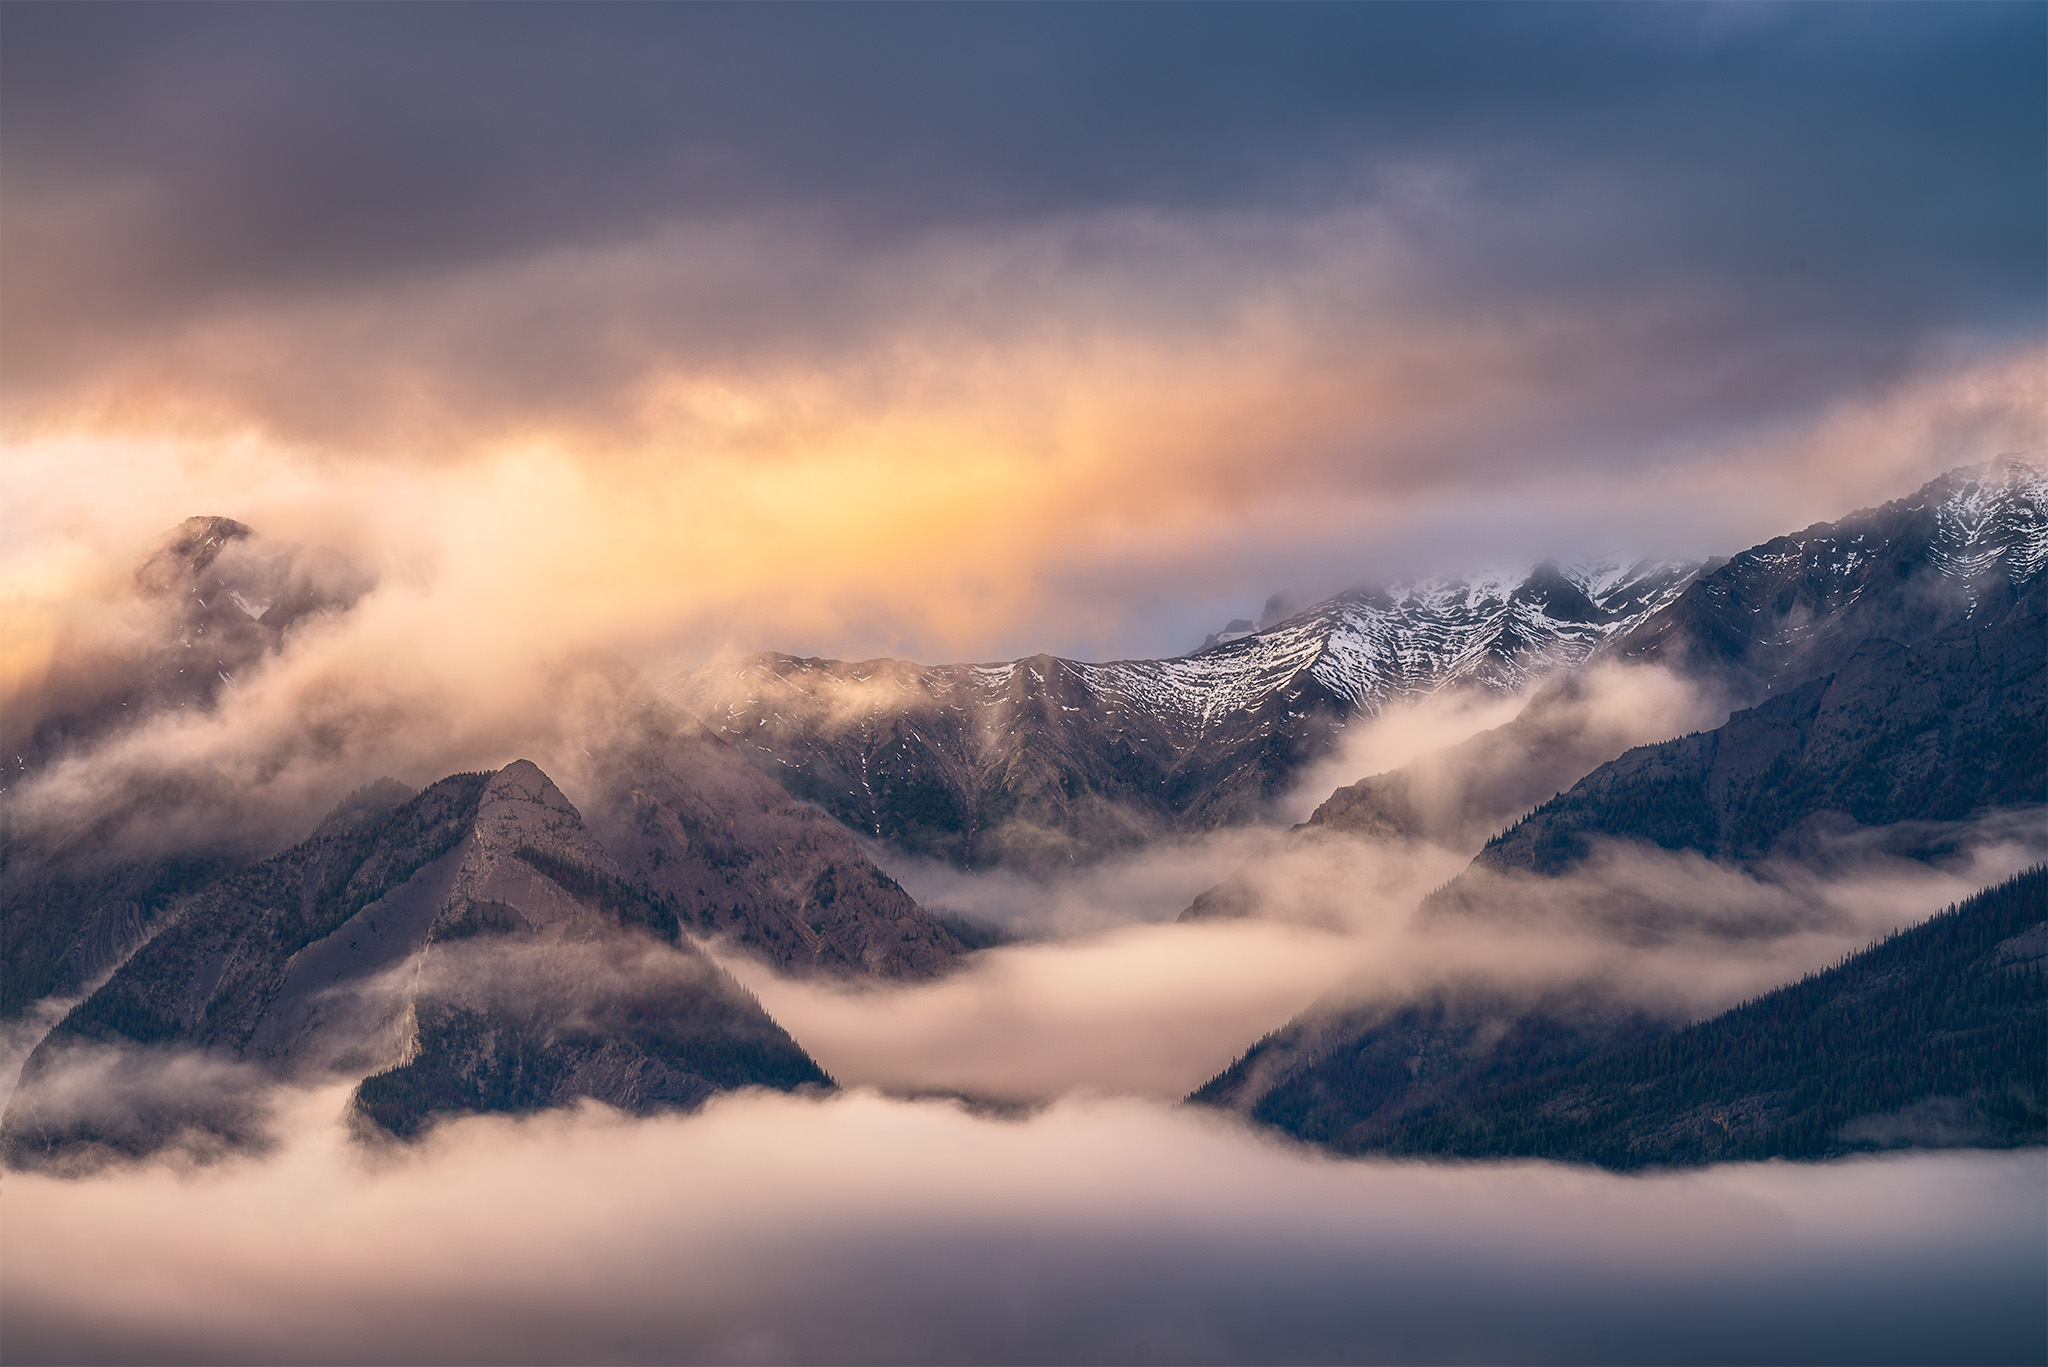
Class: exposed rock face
582,708,966,978
1,761,830,1166
666,560,1696,871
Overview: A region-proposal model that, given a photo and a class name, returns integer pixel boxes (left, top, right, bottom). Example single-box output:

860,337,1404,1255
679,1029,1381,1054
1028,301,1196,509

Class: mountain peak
1604,453,2047,694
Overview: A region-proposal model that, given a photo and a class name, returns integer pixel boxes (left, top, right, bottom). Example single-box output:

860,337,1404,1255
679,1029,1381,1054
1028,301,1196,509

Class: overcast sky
4,2,2043,662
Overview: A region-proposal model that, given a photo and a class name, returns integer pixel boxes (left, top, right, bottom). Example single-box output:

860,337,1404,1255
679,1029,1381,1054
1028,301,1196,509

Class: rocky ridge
665,558,1697,870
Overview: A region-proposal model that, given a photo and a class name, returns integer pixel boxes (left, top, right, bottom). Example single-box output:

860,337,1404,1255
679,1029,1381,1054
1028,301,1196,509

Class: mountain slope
1189,990,1663,1147
1191,577,2042,1144
1430,573,2044,931
1375,867,2048,1165
666,559,1695,870
580,704,967,978
1189,461,2048,1146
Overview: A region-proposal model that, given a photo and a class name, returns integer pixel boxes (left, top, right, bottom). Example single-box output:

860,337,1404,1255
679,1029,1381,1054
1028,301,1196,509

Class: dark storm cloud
4,2,2041,358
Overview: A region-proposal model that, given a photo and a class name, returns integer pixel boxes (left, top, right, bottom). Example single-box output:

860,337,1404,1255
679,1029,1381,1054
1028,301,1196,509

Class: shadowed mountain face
1191,992,1667,1150
581,710,966,979
1,761,833,1167
0,707,963,1028
1194,869,2047,1165
665,560,1695,871
1427,574,2045,935
1353,869,2048,1166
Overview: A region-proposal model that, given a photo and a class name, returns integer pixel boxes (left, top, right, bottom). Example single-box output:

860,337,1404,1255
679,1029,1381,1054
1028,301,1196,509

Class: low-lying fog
739,805,2047,1104
4,1085,2041,1366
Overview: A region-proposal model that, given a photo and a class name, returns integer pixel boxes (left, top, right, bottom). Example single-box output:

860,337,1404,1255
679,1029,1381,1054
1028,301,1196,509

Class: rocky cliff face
666,559,1696,871
582,711,966,978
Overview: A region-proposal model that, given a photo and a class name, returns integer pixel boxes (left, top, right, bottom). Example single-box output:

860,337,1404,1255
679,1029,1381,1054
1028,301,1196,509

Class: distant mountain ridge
665,558,1697,870
1267,455,2048,866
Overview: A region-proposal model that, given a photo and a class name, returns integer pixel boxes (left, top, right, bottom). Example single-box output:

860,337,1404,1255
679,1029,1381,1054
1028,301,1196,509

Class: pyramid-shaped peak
483,759,581,815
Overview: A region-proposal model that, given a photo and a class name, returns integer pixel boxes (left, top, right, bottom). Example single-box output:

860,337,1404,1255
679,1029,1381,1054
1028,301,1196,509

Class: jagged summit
132,516,256,593
1198,555,1699,711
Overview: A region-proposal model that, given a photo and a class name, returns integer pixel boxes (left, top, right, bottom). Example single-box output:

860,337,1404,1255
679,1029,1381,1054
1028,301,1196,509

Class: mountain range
3,455,2042,1164
664,558,1697,870
1188,456,2047,1156
2,752,901,1166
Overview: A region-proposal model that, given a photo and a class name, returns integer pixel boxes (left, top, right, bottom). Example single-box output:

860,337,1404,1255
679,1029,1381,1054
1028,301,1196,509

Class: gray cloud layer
7,3,2040,410
7,4,2040,295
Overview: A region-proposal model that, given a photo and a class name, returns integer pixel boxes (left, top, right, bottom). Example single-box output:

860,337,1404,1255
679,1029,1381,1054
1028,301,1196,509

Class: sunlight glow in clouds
6,329,2042,683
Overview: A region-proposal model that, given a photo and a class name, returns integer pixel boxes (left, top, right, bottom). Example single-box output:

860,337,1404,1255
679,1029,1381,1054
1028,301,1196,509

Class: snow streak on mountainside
663,559,1698,870
1928,456,2048,588
1166,557,1699,721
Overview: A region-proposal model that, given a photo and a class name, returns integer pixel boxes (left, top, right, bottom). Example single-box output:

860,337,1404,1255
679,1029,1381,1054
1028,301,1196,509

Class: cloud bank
4,5,2043,669
3,1087,2041,1366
